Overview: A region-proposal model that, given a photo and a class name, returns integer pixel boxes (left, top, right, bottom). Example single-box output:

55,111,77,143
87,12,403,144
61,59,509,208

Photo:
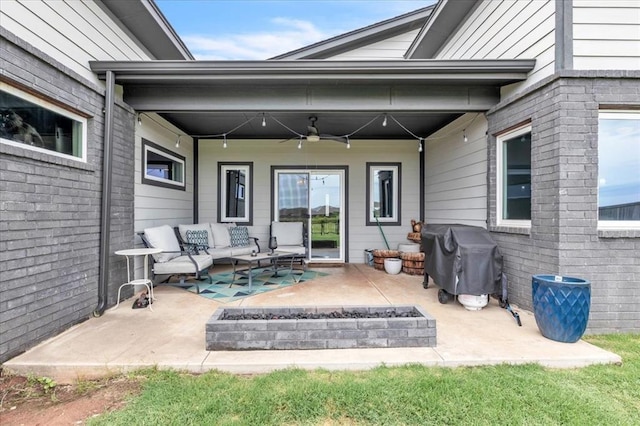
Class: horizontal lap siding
424,114,488,228
573,1,640,70
0,0,151,84
328,29,420,60
198,140,420,262
436,0,555,96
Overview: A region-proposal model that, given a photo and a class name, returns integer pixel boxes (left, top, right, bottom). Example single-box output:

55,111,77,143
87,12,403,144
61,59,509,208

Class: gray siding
0,31,134,363
487,71,640,333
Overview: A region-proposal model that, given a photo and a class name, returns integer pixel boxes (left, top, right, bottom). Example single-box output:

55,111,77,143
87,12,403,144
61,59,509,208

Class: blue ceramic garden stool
532,275,591,343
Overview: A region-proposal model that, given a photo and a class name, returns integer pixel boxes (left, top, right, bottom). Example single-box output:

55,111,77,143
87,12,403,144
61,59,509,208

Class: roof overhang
90,59,535,84
406,0,479,59
97,0,193,60
90,59,535,139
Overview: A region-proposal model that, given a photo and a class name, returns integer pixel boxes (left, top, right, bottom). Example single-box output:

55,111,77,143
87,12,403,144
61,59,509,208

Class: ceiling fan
305,116,347,144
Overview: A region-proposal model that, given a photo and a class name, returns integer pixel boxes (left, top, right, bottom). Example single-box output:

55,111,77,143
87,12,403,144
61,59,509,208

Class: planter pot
532,275,591,343
384,258,402,275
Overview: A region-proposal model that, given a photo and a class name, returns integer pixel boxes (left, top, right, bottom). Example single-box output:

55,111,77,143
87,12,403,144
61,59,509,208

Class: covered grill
421,224,506,308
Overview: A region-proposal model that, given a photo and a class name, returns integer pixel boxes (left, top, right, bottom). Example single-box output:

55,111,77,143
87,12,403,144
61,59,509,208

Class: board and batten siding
573,0,640,70
135,114,194,236
435,0,555,97
424,114,488,228
327,29,421,60
0,0,152,85
198,139,421,262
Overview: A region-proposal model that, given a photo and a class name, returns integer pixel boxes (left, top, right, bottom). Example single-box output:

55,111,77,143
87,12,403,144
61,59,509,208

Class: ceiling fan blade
320,134,347,144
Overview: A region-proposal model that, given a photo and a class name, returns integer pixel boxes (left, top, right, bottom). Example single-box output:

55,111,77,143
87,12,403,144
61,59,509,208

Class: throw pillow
229,226,250,247
186,230,209,253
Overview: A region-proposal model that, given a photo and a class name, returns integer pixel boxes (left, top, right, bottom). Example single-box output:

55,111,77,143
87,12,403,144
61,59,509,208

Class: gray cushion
271,221,303,246
153,254,213,275
143,225,180,262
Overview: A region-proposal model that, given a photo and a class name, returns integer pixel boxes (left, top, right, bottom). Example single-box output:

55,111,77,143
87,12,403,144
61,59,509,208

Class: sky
155,0,434,60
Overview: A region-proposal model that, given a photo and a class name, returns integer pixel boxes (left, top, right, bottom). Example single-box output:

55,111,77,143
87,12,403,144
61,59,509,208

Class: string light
463,129,468,143
262,114,267,127
137,114,142,126
418,138,423,152
346,136,350,149
297,137,302,149
222,134,227,148
175,135,181,148
382,114,387,127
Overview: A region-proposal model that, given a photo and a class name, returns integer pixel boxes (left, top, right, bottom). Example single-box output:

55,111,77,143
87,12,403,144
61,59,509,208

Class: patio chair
138,225,213,293
270,221,308,268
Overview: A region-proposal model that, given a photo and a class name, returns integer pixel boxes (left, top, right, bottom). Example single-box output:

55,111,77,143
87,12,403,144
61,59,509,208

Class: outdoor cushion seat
270,221,307,257
140,225,213,292
176,223,259,261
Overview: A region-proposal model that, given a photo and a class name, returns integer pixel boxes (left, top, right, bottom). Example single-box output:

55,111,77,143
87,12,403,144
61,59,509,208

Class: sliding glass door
274,169,344,262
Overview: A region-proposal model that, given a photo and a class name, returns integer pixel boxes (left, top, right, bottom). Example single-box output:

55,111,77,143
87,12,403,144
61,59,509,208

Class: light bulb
223,135,227,148
382,114,387,127
262,115,266,127
298,139,302,149
175,135,181,148
463,130,468,143
137,114,142,126
418,139,423,152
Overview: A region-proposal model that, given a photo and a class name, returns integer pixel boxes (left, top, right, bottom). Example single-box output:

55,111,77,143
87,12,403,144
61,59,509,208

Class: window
142,139,185,190
598,110,640,228
1,82,86,161
497,125,531,226
218,163,252,224
367,163,401,226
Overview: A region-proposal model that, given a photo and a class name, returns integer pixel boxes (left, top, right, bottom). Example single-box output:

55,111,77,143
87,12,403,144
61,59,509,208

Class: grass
89,334,639,425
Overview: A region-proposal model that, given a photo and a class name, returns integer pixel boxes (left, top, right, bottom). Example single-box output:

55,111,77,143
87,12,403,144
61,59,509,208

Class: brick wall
0,31,134,362
487,72,640,333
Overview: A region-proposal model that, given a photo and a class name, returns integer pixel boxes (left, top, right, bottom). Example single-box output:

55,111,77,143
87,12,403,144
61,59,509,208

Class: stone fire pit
206,305,436,350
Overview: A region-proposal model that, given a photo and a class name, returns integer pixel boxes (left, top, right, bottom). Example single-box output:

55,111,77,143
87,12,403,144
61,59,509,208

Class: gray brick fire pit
206,305,436,350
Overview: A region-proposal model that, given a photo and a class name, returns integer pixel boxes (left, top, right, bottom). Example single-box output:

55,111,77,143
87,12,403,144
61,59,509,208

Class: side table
114,248,162,311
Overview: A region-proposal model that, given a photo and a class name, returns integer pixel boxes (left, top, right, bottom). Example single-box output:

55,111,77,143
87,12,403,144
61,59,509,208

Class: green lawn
89,334,639,425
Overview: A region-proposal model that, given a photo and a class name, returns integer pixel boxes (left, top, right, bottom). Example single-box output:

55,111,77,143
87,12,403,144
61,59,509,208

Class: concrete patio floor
4,265,621,383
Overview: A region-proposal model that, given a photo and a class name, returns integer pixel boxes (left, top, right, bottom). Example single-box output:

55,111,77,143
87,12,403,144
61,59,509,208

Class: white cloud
183,17,340,60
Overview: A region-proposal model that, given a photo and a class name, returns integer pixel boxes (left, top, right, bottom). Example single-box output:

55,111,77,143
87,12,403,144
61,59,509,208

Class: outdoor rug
182,268,328,303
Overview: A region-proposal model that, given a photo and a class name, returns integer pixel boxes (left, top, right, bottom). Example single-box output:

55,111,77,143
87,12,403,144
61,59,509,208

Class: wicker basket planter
401,252,425,275
372,249,400,271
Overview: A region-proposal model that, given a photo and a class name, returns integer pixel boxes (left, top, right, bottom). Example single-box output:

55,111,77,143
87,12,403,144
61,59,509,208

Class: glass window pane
1,88,84,159
218,163,252,223
502,131,531,220
142,139,185,190
598,112,640,221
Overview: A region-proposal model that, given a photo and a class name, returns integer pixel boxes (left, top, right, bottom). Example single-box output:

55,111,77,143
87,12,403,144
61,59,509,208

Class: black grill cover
421,224,503,296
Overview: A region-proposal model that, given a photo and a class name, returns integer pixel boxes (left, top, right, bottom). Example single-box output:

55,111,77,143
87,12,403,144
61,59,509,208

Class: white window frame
1,82,87,162
219,163,252,224
598,110,640,230
367,163,401,226
496,124,532,228
142,140,186,190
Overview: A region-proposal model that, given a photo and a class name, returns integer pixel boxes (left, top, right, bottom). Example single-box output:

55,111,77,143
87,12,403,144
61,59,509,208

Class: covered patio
4,265,620,384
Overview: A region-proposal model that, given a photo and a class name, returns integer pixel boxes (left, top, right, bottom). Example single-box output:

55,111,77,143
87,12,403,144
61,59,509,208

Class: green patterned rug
183,268,328,303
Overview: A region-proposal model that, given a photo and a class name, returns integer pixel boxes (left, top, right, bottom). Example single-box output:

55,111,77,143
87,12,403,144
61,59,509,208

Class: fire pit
206,305,436,350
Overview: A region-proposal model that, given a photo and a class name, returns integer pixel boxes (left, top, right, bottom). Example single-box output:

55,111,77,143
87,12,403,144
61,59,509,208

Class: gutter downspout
419,143,425,224
94,70,115,317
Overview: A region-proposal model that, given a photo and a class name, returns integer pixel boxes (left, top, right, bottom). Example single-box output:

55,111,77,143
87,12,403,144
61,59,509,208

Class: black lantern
268,236,278,254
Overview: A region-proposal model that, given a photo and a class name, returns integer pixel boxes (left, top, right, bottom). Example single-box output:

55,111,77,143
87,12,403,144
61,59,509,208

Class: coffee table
229,251,302,292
